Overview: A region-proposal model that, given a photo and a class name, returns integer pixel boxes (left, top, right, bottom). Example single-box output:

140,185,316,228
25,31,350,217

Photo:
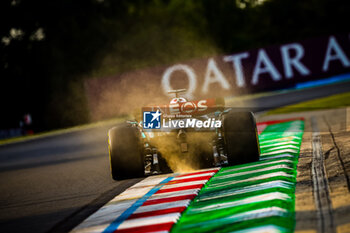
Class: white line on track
259,154,295,160
261,148,299,156
71,175,171,232
118,212,180,230
183,207,289,230
198,180,293,201
224,206,288,223
134,200,191,214
213,164,292,179
109,176,170,202
149,189,199,200
230,224,287,233
259,136,301,144
71,168,218,233
260,141,300,148
172,172,216,181
188,192,291,213
220,159,294,173
210,171,294,188
161,180,207,189
262,144,300,151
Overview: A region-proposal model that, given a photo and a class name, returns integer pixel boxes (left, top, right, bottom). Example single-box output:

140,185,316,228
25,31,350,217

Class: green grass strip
266,91,350,115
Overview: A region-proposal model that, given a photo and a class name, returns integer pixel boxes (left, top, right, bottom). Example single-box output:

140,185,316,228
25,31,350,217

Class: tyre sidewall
109,124,144,180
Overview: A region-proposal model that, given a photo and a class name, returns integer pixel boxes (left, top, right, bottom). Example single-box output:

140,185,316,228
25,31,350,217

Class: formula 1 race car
108,89,260,180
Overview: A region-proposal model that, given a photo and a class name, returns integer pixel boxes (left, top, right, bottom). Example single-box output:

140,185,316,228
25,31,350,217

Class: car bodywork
108,89,260,179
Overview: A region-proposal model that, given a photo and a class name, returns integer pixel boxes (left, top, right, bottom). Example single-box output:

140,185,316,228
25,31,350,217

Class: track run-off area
71,119,304,233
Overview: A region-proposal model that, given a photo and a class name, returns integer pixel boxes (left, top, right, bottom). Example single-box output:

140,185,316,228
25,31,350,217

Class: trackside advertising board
85,33,350,121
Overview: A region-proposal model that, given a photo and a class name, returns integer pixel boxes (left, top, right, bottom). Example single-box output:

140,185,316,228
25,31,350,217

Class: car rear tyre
158,153,173,173
223,111,260,165
108,123,144,180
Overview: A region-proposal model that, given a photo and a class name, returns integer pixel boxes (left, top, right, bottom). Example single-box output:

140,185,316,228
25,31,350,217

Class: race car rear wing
168,89,187,98
144,98,225,117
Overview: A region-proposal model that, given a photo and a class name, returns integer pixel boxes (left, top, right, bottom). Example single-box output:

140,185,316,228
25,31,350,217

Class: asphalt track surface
1,80,350,233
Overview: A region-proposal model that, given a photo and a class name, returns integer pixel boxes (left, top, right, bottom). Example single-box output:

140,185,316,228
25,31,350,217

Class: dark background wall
84,34,350,121
1,0,350,131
